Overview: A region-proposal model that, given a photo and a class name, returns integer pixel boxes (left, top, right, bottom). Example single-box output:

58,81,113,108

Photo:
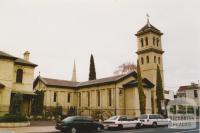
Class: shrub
67,106,77,116
43,106,63,120
91,110,113,121
53,106,62,117
0,113,28,123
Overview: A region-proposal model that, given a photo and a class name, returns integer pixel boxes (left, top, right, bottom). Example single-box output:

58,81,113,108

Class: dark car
55,116,104,133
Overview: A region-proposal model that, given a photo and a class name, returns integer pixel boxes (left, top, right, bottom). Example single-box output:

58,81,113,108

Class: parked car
139,114,170,128
103,116,142,130
55,116,104,133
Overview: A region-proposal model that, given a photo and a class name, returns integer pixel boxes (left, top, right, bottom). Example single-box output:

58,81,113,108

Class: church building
33,18,165,117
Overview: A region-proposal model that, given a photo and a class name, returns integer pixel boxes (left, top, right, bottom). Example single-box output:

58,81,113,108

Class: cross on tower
146,13,150,27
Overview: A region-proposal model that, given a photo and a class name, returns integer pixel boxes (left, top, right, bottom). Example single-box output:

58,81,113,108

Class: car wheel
117,124,123,130
152,122,157,128
96,126,102,132
136,123,141,129
70,127,77,133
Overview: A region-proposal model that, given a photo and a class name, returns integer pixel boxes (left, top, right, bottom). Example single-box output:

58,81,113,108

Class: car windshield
140,115,148,119
108,116,118,120
62,116,76,122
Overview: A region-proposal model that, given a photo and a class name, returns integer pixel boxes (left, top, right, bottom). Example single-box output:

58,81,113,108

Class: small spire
146,13,150,27
71,60,77,82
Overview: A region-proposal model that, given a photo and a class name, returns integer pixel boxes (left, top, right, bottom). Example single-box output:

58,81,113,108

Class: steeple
135,15,163,36
71,60,77,82
135,16,165,114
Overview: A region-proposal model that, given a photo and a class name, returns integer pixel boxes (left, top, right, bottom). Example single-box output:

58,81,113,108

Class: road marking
104,129,154,133
172,129,200,133
131,130,154,133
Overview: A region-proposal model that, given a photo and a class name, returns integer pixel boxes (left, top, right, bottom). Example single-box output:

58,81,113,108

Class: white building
176,83,200,115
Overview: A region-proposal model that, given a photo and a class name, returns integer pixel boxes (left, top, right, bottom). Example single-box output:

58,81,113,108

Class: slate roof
15,58,37,67
34,76,79,88
0,51,37,67
178,84,200,92
0,51,17,60
34,71,154,89
178,86,188,92
123,78,154,89
77,72,137,87
135,23,163,36
0,82,5,88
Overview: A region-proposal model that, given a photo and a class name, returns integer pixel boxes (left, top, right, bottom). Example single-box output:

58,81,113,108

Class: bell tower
135,16,164,113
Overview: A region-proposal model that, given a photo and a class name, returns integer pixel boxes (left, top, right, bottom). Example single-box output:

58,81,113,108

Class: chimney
24,51,30,61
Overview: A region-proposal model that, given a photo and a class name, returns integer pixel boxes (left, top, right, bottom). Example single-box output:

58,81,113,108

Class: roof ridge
0,50,37,67
35,71,137,88
0,51,17,59
41,77,80,83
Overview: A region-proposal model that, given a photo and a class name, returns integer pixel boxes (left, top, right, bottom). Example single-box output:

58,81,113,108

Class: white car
139,114,170,128
103,116,142,130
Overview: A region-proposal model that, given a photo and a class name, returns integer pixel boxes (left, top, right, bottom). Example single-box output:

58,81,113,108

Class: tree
113,62,136,75
137,60,146,114
156,65,164,114
89,54,96,80
10,93,23,114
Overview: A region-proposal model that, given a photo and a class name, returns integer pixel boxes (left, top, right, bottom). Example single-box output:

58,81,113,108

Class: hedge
0,114,28,123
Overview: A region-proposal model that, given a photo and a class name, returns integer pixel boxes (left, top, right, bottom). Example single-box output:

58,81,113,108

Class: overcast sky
0,0,199,91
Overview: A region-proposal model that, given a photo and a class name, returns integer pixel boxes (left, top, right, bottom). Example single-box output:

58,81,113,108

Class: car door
119,116,129,128
159,115,168,126
73,117,86,131
149,115,156,125
156,115,163,126
127,118,137,128
83,117,95,132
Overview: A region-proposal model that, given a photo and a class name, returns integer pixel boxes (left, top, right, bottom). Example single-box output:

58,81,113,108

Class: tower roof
135,18,163,36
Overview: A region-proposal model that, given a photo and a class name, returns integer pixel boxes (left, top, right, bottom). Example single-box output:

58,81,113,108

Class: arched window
145,37,148,46
141,38,144,47
67,93,71,103
97,90,100,107
16,69,23,83
108,89,112,106
141,57,144,64
158,57,161,64
153,37,155,45
53,92,57,102
154,56,156,63
87,92,90,107
157,38,159,46
146,56,149,63
79,93,81,107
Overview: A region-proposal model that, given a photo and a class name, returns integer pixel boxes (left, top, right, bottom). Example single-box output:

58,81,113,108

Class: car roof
112,115,129,117
141,114,160,115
